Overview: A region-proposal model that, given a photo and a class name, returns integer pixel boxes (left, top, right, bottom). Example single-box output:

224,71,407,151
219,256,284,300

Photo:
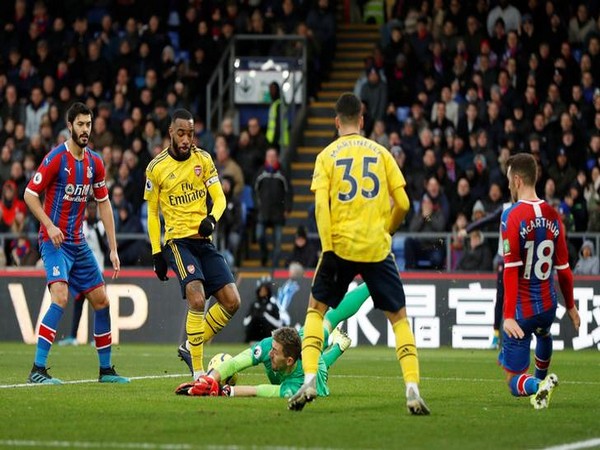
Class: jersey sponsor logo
168,187,206,206
33,172,42,184
145,179,153,191
187,264,195,274
87,166,93,179
194,165,202,177
253,346,262,359
64,183,92,202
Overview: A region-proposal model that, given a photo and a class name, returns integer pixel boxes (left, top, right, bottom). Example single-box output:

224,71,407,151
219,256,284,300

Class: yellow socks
204,303,233,341
301,308,324,376
186,310,204,377
392,318,420,385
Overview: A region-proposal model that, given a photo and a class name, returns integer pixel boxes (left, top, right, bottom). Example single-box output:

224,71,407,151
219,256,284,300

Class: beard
170,141,191,161
73,133,89,148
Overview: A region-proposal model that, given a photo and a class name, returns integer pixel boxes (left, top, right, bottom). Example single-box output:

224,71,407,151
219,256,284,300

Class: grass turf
0,343,598,450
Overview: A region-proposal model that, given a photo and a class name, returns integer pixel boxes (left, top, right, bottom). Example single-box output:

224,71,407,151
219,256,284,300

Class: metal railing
3,231,597,272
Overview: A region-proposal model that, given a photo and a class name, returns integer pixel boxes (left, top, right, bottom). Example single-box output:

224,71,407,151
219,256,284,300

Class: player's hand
152,252,169,281
175,382,195,395
47,223,64,248
189,376,220,396
567,306,580,332
220,384,232,397
198,215,216,237
109,250,120,279
503,318,524,339
319,251,338,277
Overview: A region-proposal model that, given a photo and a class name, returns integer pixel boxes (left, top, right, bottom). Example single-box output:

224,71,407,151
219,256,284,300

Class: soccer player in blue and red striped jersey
499,153,580,409
24,102,128,384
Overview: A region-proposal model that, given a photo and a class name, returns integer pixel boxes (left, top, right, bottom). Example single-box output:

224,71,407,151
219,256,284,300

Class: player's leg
288,254,353,411
86,286,129,383
322,328,352,369
323,282,370,336
58,293,85,346
530,310,558,409
168,240,208,380
499,321,538,397
201,241,239,343
28,241,71,384
492,263,504,349
365,255,429,415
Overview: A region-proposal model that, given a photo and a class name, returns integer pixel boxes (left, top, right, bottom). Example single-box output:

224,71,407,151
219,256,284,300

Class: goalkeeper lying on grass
175,283,369,398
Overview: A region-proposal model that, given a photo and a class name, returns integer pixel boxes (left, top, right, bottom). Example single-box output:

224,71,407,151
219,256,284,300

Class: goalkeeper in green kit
175,283,370,398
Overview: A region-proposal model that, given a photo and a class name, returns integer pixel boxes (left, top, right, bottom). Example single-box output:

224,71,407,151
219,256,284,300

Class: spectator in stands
214,135,244,198
574,240,600,275
548,147,577,199
0,179,28,262
456,230,493,272
360,67,387,121
115,202,148,266
243,278,282,343
450,177,474,225
24,86,48,139
254,148,293,268
306,0,336,77
405,193,446,270
286,225,318,269
216,175,243,269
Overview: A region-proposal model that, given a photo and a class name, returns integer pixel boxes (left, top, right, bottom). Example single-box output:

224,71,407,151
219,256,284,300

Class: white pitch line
0,373,190,389
3,373,600,389
0,440,346,450
539,437,600,450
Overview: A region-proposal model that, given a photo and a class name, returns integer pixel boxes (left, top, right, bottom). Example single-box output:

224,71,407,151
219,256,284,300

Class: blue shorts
40,240,104,297
498,309,556,374
165,238,235,299
311,253,406,312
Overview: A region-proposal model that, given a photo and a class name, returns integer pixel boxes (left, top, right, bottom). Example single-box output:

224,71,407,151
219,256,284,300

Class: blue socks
34,303,64,367
509,374,540,397
94,307,112,369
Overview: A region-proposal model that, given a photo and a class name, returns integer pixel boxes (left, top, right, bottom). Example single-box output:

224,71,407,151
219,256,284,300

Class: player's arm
24,189,64,247
314,187,333,252
97,198,120,277
197,172,226,237
554,221,580,332
389,186,410,234
387,153,410,233
144,170,162,254
207,348,254,384
501,212,524,339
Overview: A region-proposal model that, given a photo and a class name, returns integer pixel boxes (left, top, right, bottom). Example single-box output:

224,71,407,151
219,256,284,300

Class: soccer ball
207,352,238,386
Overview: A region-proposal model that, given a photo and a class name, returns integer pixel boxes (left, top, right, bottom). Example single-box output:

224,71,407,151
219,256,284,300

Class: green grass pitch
0,343,598,450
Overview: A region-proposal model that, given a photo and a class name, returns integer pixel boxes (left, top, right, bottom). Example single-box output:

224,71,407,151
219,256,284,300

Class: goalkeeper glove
198,215,216,237
189,376,220,396
152,251,169,281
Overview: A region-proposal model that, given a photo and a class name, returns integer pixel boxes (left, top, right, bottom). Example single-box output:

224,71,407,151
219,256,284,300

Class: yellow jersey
144,146,219,253
311,134,406,262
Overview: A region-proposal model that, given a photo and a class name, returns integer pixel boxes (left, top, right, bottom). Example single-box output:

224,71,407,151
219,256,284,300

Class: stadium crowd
0,0,599,272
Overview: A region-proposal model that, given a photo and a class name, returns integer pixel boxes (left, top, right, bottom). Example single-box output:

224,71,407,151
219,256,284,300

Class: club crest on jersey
194,165,202,177
52,266,60,276
87,166,93,179
187,264,195,274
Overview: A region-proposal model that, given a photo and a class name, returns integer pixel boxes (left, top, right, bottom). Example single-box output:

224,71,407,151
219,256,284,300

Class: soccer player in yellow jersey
288,93,430,414
144,109,240,381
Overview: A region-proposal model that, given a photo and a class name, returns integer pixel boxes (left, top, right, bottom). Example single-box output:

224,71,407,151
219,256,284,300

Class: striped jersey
25,144,108,244
501,199,570,319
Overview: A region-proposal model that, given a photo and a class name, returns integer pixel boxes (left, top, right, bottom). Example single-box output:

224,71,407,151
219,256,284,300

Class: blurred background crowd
0,0,599,274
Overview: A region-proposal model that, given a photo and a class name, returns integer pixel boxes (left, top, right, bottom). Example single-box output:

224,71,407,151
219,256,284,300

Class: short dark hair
507,153,537,186
335,93,361,124
66,102,93,125
171,108,194,124
272,327,301,361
